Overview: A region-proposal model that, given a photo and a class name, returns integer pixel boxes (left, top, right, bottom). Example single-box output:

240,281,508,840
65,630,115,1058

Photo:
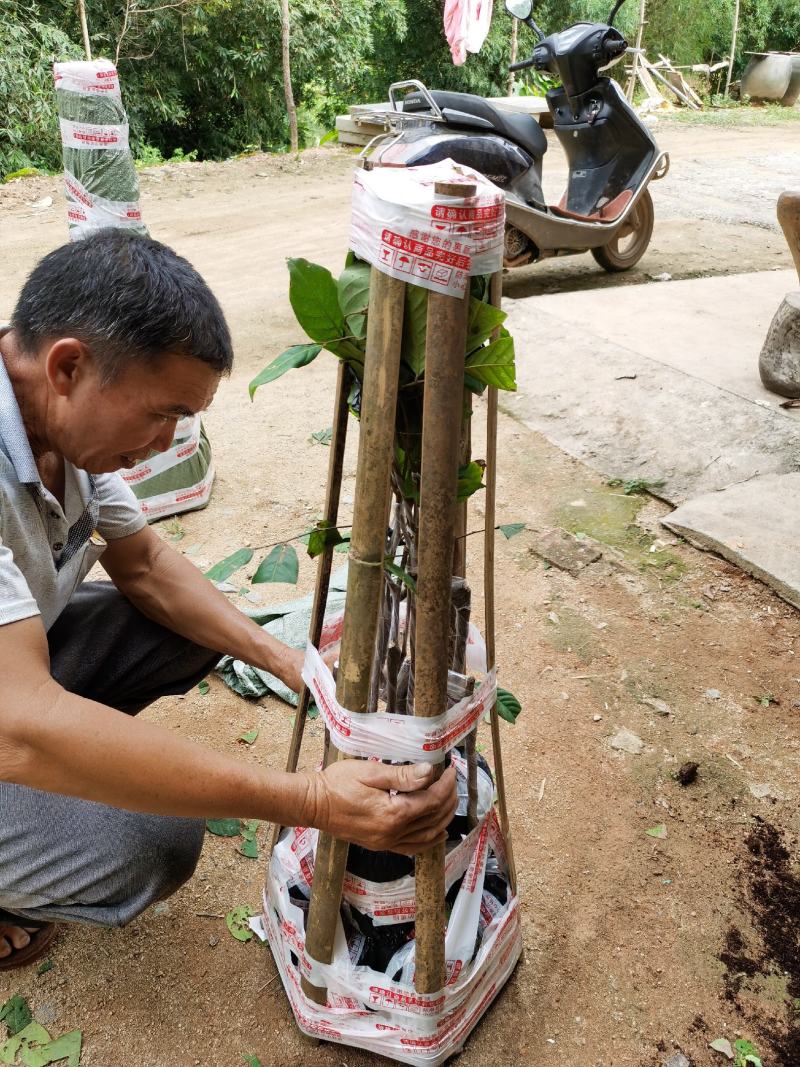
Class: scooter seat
403,90,548,160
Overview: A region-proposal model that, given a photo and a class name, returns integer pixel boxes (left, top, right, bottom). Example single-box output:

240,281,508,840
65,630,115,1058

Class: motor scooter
360,0,669,272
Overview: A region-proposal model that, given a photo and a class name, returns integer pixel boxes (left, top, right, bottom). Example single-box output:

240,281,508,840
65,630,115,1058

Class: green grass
663,102,800,127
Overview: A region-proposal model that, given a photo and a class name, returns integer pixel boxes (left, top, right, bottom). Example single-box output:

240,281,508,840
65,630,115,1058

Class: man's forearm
4,672,314,824
106,532,300,685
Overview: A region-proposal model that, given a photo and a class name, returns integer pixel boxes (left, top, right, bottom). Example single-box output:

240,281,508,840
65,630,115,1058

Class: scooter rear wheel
591,188,654,273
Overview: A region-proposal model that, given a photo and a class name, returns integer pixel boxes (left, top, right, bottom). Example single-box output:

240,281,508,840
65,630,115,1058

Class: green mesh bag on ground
53,60,215,518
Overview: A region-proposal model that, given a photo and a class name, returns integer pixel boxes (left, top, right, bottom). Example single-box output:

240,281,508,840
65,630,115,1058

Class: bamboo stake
626,0,646,102
414,181,474,994
301,268,406,1005
485,271,518,895
269,361,351,855
507,19,519,96
77,0,92,60
725,0,741,98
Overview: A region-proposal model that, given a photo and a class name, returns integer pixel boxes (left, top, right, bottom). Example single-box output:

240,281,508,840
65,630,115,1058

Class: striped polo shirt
0,327,146,630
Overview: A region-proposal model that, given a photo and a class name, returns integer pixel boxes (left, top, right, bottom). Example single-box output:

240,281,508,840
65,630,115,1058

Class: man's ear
43,338,92,397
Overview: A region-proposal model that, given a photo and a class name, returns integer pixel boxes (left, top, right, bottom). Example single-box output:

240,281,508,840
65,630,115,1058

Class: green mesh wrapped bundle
53,59,146,238
52,60,215,519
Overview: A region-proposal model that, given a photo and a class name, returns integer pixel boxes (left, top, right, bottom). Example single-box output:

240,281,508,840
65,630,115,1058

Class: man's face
48,345,220,474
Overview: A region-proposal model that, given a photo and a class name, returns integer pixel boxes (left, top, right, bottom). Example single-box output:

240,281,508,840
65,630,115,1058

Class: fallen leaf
1,1022,51,1065
205,818,240,837
646,824,668,839
197,680,210,696
226,905,254,942
25,1029,82,1067
243,1056,262,1067
0,995,32,1036
238,729,259,745
239,839,259,860
498,523,526,540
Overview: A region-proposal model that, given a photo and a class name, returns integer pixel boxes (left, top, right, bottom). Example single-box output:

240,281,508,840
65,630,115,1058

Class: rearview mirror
505,0,532,19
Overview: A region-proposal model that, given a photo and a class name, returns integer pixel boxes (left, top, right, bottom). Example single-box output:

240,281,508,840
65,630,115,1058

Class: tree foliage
2,0,799,177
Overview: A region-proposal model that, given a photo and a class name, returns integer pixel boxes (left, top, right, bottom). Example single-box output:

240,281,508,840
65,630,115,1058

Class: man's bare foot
0,920,57,969
0,923,36,959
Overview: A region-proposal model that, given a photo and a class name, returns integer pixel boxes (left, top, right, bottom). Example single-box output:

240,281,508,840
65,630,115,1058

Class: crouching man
0,229,456,968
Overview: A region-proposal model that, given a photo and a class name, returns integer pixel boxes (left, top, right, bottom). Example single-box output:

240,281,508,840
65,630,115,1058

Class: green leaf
0,996,32,1036
1,1023,51,1066
239,838,259,860
310,427,332,446
319,129,338,146
288,258,346,344
36,960,53,976
24,1030,82,1067
241,819,260,840
734,1039,763,1067
498,523,526,540
384,559,417,593
646,824,668,839
204,548,254,583
308,701,320,720
197,680,210,696
249,344,322,398
401,284,428,377
464,371,488,396
307,522,345,559
206,818,240,837
457,461,485,501
337,260,371,338
226,905,254,942
496,688,522,724
465,334,517,392
252,544,299,585
467,298,506,352
238,729,259,745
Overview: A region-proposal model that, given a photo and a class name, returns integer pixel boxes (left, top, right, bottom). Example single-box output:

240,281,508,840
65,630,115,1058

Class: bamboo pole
414,181,474,994
626,0,646,102
725,0,740,98
507,19,519,96
269,362,351,855
485,271,517,895
77,0,92,60
453,392,479,828
301,268,406,1004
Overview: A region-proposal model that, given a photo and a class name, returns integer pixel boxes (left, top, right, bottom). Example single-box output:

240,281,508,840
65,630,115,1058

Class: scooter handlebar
508,56,538,71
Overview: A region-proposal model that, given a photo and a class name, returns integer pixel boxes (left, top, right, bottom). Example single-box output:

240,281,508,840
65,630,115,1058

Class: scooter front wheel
591,188,654,273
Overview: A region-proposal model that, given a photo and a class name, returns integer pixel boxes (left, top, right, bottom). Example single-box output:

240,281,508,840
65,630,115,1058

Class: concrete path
505,267,800,604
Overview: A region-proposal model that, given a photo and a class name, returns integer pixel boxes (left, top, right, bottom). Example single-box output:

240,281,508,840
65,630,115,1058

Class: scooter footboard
548,78,660,219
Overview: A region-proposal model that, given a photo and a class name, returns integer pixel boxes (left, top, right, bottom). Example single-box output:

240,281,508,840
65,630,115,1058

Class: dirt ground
1,118,800,1067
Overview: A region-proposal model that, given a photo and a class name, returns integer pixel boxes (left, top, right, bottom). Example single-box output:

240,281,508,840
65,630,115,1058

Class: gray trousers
0,582,219,927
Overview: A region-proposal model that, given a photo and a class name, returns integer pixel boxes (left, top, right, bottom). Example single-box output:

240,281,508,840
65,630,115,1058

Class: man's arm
101,525,307,690
0,616,457,853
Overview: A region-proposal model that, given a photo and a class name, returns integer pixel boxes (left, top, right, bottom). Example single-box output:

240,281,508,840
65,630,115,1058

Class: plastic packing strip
262,637,521,1064
302,641,497,764
257,801,521,1067
350,159,505,298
